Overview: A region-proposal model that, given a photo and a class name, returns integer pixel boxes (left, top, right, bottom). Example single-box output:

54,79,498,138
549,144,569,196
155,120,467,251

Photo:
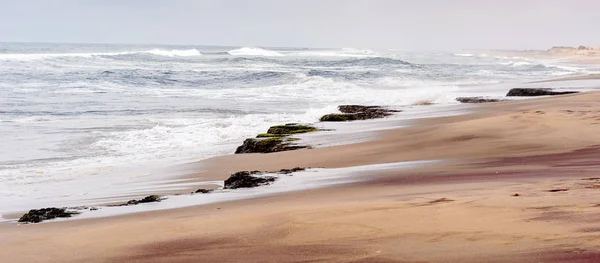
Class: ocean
1,43,598,215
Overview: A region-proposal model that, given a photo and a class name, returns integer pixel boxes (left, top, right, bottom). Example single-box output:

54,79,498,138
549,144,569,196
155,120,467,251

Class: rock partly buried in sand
429,198,454,204
456,97,503,103
277,167,306,175
506,88,579,97
320,105,400,122
224,171,277,189
266,124,318,135
547,188,569,192
114,195,163,206
235,137,309,154
193,189,214,194
18,207,78,223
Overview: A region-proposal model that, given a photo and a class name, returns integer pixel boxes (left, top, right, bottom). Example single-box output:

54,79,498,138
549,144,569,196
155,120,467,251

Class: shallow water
1,43,599,215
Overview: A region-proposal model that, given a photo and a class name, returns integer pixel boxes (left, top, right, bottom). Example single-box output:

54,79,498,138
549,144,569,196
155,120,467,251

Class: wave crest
330,57,412,67
0,48,202,61
227,47,284,57
144,49,202,57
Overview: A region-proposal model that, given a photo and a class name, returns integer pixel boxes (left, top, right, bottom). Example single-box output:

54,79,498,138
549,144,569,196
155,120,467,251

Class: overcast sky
0,0,599,51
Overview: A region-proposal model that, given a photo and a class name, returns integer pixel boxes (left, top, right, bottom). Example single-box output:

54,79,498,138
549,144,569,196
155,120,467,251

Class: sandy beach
2,74,600,262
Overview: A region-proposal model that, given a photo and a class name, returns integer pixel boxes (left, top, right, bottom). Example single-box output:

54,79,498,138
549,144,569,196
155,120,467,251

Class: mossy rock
319,114,357,122
18,208,78,223
235,137,309,154
266,124,318,135
320,105,400,122
338,105,381,114
256,133,286,138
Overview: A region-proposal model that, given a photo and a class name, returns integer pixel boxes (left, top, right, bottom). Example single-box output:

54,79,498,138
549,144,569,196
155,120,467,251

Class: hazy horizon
1,0,600,51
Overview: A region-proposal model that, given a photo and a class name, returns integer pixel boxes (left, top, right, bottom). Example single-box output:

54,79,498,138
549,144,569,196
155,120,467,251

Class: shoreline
3,74,600,262
3,74,600,221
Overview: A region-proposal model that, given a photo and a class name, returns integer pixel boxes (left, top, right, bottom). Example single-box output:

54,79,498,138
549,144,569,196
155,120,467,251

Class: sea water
1,43,599,215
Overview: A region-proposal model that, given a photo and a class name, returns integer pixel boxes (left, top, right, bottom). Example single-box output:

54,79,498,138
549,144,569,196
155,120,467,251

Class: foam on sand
5,161,436,223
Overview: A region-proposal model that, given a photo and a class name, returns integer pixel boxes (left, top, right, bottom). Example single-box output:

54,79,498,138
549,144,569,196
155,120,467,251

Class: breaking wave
227,47,284,57
0,48,202,61
329,57,412,67
143,49,202,57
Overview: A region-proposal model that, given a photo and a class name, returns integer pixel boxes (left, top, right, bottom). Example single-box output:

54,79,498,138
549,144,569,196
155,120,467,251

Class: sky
0,0,599,51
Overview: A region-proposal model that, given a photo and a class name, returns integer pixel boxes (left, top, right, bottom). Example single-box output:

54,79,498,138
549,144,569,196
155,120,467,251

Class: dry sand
488,46,600,64
3,79,600,262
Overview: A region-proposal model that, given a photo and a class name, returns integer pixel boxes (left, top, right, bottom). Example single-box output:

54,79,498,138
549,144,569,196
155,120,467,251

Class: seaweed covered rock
338,105,382,113
18,207,78,223
456,97,503,103
235,137,309,154
320,114,358,122
320,105,400,122
224,171,277,189
256,133,286,138
266,124,318,135
235,123,316,154
506,88,579,97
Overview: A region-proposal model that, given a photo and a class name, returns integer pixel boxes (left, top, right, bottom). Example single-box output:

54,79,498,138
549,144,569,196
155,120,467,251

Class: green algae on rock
266,124,318,135
320,105,400,122
18,208,78,223
235,137,309,154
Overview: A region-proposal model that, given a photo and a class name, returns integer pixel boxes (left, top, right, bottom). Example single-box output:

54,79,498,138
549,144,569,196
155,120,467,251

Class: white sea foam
499,61,535,67
144,48,202,57
0,49,202,61
340,47,378,55
1,161,437,222
3,43,598,221
227,47,284,57
292,48,380,58
0,106,337,189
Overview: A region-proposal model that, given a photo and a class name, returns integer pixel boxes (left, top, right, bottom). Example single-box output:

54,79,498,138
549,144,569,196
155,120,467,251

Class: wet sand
3,76,600,262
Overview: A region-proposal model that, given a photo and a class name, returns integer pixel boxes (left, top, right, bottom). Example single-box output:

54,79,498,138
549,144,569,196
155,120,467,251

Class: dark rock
115,195,163,206
194,189,214,194
224,171,277,189
235,137,309,154
138,195,161,203
18,207,78,223
506,88,579,97
320,114,358,122
547,188,569,192
237,124,317,152
320,105,400,122
266,124,318,135
429,198,454,204
277,167,306,174
456,97,503,103
512,193,521,197
256,133,286,138
338,105,382,114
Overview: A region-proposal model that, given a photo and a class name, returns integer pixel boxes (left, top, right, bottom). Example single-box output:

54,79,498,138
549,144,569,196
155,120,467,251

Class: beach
3,72,600,262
